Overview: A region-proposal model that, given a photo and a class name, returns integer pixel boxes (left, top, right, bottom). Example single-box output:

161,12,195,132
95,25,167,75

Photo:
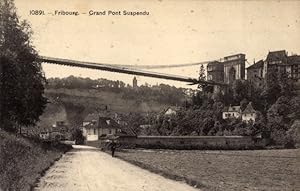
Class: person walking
111,140,117,157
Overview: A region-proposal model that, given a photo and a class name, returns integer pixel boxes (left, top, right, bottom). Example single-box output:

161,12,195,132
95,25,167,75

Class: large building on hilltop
247,50,300,86
207,61,224,83
223,54,246,84
207,53,246,84
262,50,289,78
287,55,300,80
246,60,264,88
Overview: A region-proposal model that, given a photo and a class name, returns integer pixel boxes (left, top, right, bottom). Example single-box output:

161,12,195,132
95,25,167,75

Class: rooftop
242,102,256,114
223,105,241,112
266,50,288,62
288,55,300,65
98,117,120,129
83,113,99,122
247,60,264,70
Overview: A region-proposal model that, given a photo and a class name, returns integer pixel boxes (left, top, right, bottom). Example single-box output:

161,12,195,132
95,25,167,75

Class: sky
14,0,300,88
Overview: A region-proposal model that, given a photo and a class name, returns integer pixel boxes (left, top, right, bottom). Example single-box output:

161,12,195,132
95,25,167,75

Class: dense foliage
46,76,191,105
0,0,47,131
0,129,71,190
135,71,300,147
46,67,299,147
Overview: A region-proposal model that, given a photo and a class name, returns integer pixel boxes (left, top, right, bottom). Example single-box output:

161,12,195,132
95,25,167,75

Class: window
94,128,96,135
109,129,112,134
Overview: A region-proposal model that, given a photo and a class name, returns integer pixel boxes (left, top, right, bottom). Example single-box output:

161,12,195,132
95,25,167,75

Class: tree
278,70,295,97
261,70,284,112
198,64,207,90
0,0,47,131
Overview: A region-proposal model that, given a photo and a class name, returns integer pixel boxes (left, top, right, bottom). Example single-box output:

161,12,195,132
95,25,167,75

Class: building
263,50,289,78
222,102,258,123
39,131,50,140
288,55,300,80
222,105,242,119
207,61,224,82
241,102,257,122
206,53,245,84
39,121,68,140
164,108,177,116
223,54,246,84
247,50,300,84
82,113,99,127
160,107,181,116
82,114,121,141
246,60,264,88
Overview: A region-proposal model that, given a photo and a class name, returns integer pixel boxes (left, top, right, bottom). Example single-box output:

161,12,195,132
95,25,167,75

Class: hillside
39,87,188,129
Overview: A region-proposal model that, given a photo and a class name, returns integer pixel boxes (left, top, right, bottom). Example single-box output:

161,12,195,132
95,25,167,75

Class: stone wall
117,136,266,150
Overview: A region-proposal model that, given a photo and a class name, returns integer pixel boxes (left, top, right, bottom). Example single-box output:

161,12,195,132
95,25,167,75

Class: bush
286,120,300,148
0,130,71,190
71,128,85,145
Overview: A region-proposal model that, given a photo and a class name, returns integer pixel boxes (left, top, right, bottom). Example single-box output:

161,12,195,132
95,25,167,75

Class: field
116,149,300,191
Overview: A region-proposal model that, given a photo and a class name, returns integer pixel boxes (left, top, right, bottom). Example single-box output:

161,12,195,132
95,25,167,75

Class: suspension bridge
38,56,227,86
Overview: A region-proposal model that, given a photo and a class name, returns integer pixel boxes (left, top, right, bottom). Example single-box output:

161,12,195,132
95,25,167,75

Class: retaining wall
117,136,266,150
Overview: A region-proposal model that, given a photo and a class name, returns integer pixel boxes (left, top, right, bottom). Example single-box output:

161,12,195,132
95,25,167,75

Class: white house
222,105,242,119
39,131,50,139
242,102,257,122
161,107,181,116
82,114,121,141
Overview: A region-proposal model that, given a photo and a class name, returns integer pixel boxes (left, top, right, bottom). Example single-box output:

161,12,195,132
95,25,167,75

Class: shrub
71,128,85,145
286,120,300,148
0,130,71,190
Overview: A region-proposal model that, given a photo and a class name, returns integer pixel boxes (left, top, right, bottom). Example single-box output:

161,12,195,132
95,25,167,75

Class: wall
83,127,99,141
99,128,117,135
222,111,241,119
242,113,257,122
87,134,98,141
117,136,266,150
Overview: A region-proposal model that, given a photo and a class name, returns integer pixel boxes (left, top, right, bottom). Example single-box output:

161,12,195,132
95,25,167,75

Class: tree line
46,76,190,105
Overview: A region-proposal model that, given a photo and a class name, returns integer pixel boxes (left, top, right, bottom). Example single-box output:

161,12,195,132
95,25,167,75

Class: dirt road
34,145,198,191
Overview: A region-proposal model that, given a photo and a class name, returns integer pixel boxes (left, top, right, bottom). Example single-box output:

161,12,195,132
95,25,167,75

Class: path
34,145,199,191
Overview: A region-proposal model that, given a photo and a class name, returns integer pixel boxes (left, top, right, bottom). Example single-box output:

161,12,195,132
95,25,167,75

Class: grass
45,88,172,114
115,149,300,191
0,129,71,191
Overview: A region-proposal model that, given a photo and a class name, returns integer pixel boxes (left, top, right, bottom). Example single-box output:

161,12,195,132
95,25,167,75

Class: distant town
22,49,298,149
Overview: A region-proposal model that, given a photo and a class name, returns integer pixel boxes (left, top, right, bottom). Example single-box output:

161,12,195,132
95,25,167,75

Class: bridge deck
38,56,226,86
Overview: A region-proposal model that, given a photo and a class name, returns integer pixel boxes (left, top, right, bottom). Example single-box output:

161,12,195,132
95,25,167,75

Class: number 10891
29,10,45,15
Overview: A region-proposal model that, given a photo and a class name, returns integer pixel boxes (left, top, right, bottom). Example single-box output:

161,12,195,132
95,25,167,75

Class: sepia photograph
0,0,299,190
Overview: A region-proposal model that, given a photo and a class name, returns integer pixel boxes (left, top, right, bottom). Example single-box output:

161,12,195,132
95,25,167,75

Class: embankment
0,129,72,191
